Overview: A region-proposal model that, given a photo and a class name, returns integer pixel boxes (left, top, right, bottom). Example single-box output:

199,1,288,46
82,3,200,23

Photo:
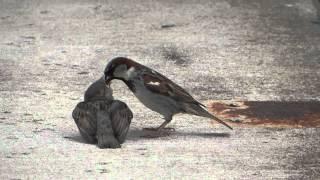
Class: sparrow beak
105,75,112,86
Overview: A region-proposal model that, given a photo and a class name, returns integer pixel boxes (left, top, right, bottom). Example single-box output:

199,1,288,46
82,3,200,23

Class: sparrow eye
105,63,115,75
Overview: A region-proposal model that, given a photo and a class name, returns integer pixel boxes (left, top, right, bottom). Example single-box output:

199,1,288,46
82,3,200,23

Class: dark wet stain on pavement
208,101,320,128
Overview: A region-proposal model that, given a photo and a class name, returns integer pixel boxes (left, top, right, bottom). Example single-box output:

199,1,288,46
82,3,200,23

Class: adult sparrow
104,57,232,131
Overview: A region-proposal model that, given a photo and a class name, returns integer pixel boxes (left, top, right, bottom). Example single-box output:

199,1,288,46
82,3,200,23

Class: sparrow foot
141,127,175,138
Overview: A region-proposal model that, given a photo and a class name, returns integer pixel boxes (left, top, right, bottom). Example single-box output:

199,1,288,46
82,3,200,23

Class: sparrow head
104,57,139,85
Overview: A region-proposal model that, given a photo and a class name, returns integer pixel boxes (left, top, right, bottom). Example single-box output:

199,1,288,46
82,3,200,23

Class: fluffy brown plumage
72,77,133,148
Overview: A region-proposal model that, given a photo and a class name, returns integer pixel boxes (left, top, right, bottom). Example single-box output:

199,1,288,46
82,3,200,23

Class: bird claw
141,127,175,138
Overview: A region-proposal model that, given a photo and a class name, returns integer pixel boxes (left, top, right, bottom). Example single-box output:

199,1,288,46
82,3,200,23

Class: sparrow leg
143,121,167,131
156,121,175,131
141,122,172,138
143,120,175,132
142,116,175,138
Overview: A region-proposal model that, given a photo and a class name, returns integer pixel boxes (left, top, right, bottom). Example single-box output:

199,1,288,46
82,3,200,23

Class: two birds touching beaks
103,57,232,132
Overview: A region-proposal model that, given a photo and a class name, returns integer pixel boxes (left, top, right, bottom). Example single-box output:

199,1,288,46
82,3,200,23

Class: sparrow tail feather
184,103,233,130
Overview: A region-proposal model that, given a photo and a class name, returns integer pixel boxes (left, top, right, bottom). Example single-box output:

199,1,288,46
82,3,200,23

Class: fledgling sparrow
104,57,232,131
72,77,133,148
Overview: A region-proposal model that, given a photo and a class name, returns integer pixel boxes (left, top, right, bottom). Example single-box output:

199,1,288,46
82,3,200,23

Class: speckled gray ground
0,0,319,179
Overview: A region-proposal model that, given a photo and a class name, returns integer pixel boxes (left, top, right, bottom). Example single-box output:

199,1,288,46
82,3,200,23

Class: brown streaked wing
110,102,133,143
142,71,205,107
142,74,170,96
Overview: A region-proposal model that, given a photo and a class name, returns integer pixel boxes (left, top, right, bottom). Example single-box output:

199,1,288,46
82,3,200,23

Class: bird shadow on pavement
175,131,231,138
127,128,230,141
63,133,95,145
311,20,320,25
64,129,230,144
